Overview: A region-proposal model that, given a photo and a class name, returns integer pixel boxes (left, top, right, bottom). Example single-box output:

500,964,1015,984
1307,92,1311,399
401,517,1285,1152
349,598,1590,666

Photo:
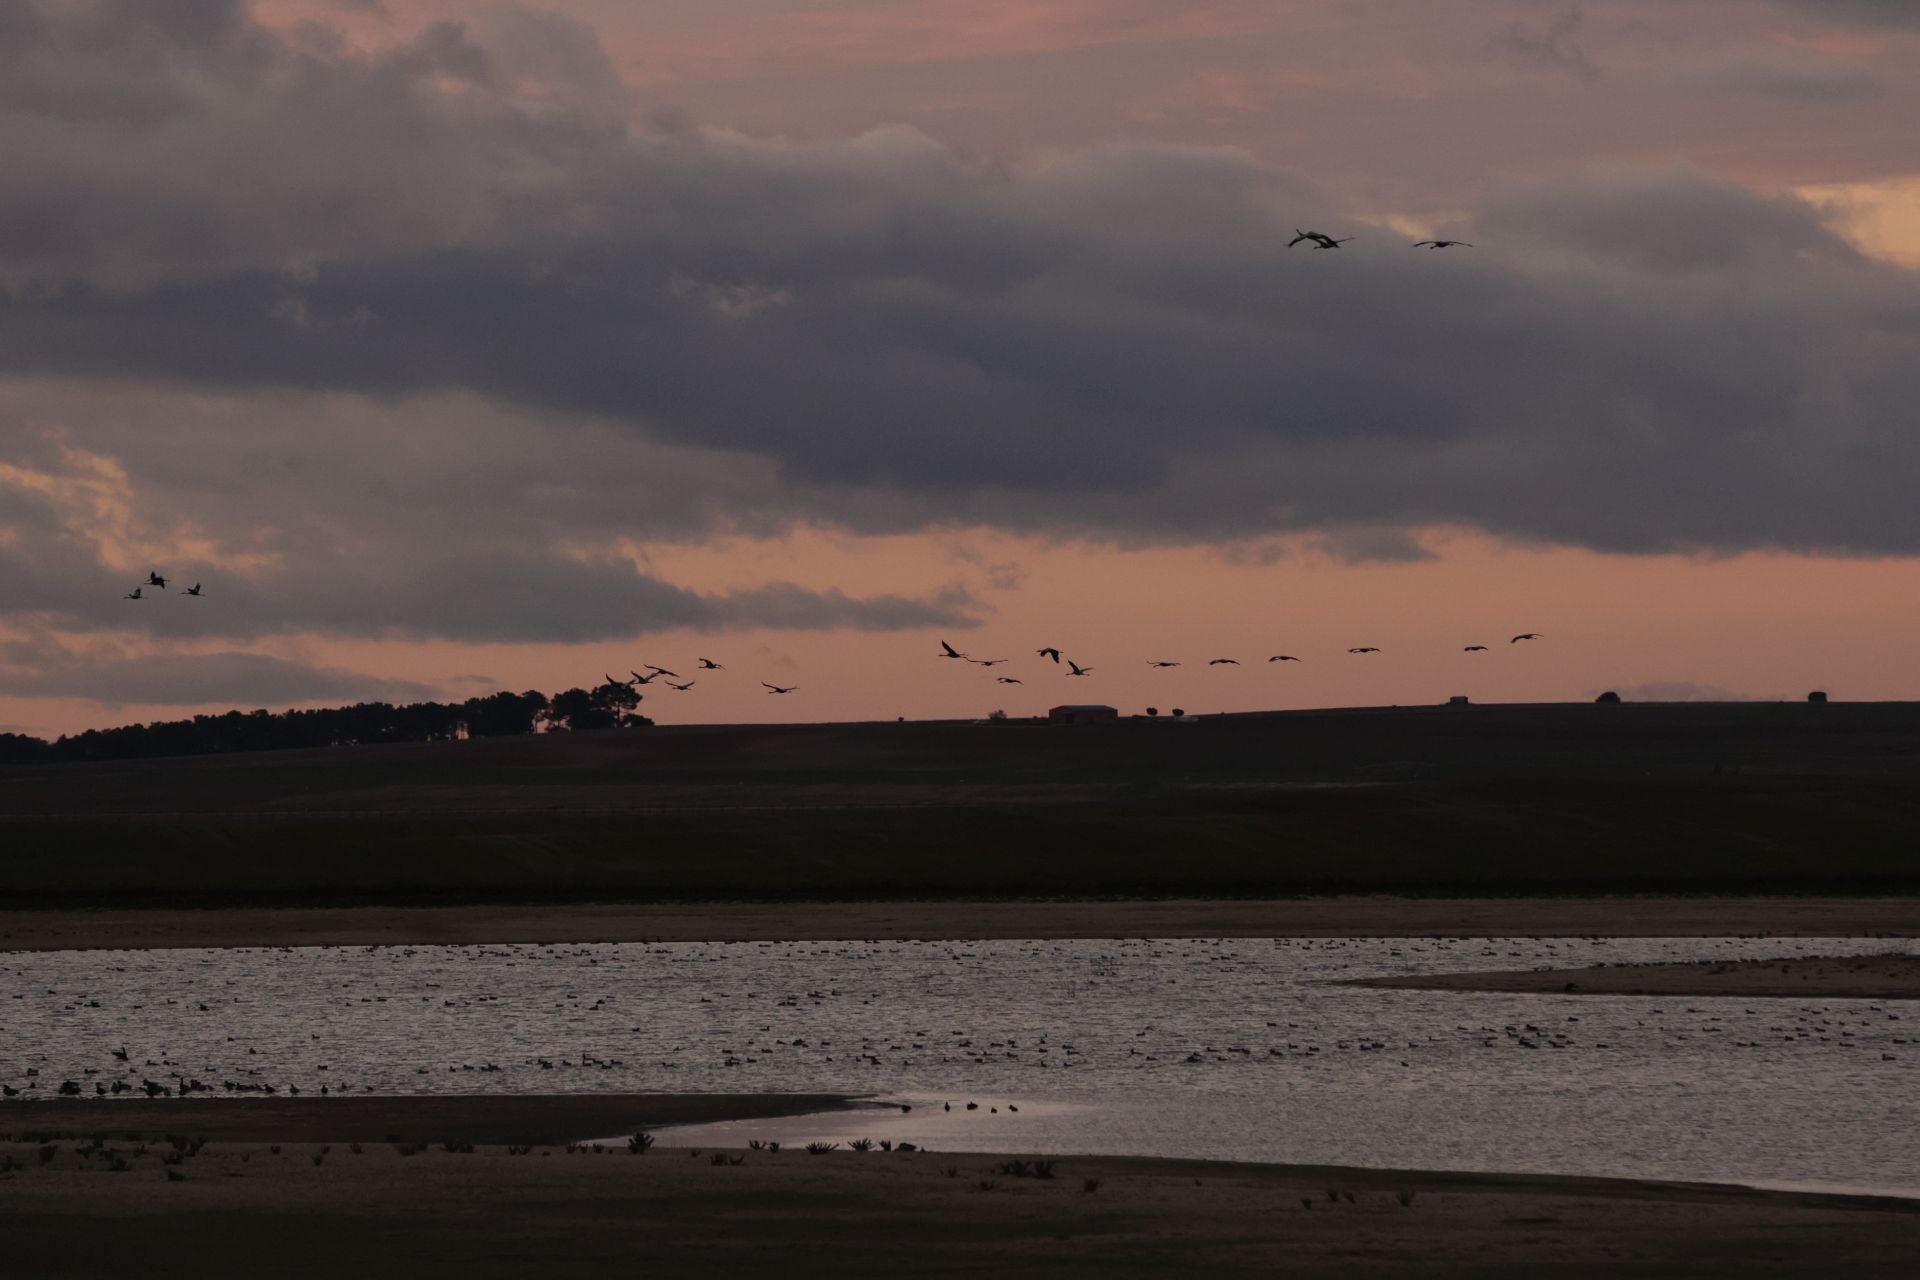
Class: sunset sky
3,0,1919,737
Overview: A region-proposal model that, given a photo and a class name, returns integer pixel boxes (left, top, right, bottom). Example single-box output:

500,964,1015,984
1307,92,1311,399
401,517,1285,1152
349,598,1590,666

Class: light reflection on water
3,935,1915,1190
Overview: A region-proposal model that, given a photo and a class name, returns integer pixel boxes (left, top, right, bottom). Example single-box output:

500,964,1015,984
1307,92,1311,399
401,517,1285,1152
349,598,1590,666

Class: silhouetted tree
0,684,637,766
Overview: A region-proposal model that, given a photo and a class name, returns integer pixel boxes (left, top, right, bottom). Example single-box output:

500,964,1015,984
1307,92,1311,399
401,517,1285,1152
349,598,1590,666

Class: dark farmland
5,701,1920,907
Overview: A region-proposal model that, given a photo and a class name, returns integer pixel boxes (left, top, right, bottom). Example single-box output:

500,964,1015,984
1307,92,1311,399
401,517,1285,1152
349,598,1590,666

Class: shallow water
3,935,1915,1191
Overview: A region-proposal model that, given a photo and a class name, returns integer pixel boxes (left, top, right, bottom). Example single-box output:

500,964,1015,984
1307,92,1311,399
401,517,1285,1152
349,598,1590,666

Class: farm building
1049,704,1118,725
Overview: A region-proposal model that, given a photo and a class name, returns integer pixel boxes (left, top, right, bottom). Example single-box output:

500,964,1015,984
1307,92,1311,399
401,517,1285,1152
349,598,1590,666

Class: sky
3,0,1919,736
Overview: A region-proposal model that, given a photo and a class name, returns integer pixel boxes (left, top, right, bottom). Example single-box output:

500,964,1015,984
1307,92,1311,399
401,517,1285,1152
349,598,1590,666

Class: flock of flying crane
123,571,1543,710
935,634,1543,686
604,659,797,697
1289,230,1473,250
119,570,203,601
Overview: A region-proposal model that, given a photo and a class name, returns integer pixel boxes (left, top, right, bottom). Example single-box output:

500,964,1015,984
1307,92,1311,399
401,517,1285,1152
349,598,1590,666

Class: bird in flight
1289,229,1350,248
183,583,204,597
629,670,659,685
645,664,681,678
1066,660,1093,676
970,658,1009,667
145,571,168,589
996,676,1023,685
939,640,969,660
667,680,696,691
1208,658,1240,666
762,682,797,694
1268,655,1301,662
1036,647,1062,663
1348,647,1381,654
123,587,143,600
1463,645,1489,652
1146,660,1181,668
605,673,637,688
697,658,725,670
1413,240,1473,249
1511,633,1543,644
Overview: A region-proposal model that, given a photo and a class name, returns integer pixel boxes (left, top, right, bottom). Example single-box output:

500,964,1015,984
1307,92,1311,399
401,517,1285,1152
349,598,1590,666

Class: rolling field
5,702,1920,907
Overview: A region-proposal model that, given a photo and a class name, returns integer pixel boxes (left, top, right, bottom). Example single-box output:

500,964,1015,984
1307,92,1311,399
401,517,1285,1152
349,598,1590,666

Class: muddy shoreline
3,895,1915,952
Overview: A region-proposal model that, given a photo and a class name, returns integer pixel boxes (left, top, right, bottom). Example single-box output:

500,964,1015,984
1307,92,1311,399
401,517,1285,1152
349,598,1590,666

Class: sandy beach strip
1348,951,1920,999
1,1135,1915,1278
2,895,1916,952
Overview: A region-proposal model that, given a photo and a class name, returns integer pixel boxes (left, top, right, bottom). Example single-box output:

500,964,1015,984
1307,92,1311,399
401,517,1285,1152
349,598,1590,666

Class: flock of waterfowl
1,938,1902,1110
936,633,1544,686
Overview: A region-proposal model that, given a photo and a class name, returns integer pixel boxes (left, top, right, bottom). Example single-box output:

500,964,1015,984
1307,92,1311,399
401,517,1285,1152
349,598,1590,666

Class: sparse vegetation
805,1142,839,1155
1397,1189,1418,1208
627,1132,655,1155
1083,1177,1103,1193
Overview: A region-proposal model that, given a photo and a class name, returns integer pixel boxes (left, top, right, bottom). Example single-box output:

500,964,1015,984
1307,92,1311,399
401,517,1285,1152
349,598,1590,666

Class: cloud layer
1,1,1918,716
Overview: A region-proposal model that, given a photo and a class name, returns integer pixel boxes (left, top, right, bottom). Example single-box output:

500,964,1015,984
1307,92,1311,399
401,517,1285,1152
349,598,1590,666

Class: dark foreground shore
2,1127,1915,1278
1350,951,1920,999
3,895,1915,952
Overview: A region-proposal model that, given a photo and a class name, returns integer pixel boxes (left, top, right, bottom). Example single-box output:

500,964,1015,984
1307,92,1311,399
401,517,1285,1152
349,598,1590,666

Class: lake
3,934,1914,1192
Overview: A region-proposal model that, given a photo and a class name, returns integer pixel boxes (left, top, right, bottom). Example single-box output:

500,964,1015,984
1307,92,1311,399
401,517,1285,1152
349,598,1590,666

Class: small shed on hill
1049,704,1118,725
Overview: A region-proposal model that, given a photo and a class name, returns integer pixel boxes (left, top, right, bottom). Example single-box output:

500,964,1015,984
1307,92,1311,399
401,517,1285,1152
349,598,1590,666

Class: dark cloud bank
2,0,1919,667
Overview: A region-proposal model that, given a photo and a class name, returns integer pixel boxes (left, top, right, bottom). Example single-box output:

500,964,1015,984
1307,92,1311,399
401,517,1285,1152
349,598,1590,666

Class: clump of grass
628,1132,655,1155
943,1166,960,1179
748,1140,765,1151
848,1138,875,1152
507,1144,533,1156
268,1146,282,1156
311,1153,325,1166
977,1178,998,1192
348,1143,364,1156
1082,1177,1102,1194
805,1142,839,1155
879,1140,893,1153
766,1141,780,1154
440,1141,474,1154
1325,1187,1339,1203
393,1142,427,1157
165,1168,187,1182
709,1153,746,1166
38,1145,57,1165
1396,1189,1418,1208
996,1158,1052,1179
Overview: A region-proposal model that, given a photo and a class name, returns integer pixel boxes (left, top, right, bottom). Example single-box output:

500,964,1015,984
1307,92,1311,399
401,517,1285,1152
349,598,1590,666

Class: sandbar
1349,951,1920,999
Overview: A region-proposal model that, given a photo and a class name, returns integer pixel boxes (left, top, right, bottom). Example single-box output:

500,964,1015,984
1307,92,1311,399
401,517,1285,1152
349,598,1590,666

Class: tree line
0,681,651,765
